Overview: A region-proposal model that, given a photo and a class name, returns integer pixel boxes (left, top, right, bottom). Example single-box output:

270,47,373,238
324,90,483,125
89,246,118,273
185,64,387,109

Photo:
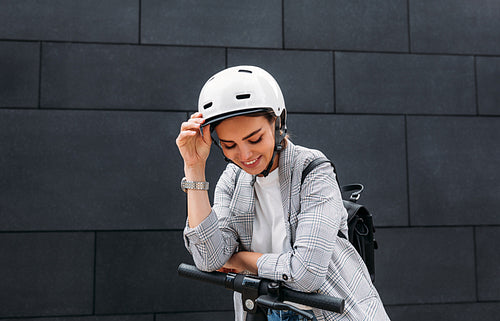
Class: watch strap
181,177,209,192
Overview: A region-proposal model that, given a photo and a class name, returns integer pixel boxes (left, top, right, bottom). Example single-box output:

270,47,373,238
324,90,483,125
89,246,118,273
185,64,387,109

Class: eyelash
223,136,263,150
250,136,263,144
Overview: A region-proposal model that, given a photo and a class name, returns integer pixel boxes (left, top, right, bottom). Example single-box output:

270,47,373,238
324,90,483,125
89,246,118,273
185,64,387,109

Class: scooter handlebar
178,263,344,314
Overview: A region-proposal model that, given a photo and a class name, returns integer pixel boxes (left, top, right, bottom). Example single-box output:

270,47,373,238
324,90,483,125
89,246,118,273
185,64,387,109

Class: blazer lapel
279,142,295,250
230,170,255,251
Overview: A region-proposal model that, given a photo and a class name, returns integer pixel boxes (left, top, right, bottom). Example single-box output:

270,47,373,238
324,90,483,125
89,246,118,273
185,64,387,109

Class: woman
176,66,389,321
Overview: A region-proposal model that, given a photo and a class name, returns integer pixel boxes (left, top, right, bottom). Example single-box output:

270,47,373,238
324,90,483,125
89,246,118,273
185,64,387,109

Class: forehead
215,115,271,139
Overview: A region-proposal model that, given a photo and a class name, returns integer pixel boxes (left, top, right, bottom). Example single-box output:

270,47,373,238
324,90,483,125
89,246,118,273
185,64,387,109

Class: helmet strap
259,116,285,177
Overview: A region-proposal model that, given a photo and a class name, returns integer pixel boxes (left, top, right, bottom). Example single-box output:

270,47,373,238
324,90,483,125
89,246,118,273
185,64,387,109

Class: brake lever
255,295,316,320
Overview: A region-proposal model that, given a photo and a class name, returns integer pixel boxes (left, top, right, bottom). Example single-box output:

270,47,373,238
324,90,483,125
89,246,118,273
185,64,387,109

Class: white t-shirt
251,168,287,254
236,169,288,321
249,168,312,314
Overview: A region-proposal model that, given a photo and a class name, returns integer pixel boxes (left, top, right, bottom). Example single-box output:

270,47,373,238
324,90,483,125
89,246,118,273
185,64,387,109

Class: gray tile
335,52,476,115
284,0,408,52
375,227,476,305
157,312,234,321
476,226,500,301
0,0,139,43
386,302,500,321
0,316,153,321
288,114,408,226
0,41,39,108
228,49,334,113
0,232,94,317
41,43,224,110
477,56,500,115
141,0,282,48
410,0,500,55
95,231,233,314
0,109,187,230
407,116,500,226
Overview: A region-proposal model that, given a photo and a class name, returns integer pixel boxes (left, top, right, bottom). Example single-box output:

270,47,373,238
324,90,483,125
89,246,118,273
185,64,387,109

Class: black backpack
302,158,378,283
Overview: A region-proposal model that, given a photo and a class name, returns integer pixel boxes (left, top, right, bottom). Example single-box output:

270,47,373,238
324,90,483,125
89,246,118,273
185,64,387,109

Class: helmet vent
236,94,251,100
238,69,252,73
203,102,213,109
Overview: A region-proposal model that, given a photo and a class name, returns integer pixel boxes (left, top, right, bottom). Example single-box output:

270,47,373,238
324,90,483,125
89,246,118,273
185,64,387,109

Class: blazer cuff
257,253,291,283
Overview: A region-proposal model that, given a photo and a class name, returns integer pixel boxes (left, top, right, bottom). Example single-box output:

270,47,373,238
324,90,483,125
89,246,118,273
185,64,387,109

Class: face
214,115,277,176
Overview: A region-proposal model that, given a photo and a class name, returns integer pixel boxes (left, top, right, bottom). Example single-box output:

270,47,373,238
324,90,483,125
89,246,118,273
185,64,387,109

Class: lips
244,158,258,165
241,156,261,169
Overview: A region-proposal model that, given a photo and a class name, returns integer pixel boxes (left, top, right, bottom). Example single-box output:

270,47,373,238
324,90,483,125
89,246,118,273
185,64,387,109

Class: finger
180,120,202,132
176,130,197,145
190,112,203,119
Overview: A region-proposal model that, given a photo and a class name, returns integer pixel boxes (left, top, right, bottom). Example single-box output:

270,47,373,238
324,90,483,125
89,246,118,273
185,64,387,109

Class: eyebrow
219,128,262,143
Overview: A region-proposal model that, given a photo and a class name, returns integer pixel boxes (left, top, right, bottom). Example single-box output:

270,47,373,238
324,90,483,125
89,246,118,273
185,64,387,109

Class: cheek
263,137,276,155
221,146,239,161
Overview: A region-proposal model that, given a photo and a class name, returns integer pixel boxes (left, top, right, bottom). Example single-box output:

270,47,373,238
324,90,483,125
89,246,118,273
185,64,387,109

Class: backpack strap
301,157,350,239
301,157,336,185
301,158,364,203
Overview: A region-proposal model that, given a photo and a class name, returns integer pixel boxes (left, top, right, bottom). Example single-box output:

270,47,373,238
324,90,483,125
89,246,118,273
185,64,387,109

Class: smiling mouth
243,157,260,166
244,159,257,165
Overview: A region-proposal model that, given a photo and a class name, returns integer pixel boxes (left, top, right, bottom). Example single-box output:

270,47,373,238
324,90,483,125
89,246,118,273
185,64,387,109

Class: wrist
184,164,206,181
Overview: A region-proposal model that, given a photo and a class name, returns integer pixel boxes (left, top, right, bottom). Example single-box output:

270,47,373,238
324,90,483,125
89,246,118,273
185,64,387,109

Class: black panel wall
0,1,498,320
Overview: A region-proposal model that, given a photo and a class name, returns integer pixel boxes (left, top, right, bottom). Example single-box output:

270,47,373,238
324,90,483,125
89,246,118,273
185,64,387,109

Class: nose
238,144,253,161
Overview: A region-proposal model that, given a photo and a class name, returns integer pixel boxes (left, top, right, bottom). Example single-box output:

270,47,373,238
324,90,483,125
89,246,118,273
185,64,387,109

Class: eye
249,136,263,144
222,143,236,150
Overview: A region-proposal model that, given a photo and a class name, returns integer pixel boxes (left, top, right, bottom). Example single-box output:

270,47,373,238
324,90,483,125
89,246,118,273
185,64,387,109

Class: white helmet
198,65,286,128
198,65,287,177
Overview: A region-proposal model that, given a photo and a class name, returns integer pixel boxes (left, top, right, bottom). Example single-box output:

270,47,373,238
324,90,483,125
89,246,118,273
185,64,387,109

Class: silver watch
180,177,209,193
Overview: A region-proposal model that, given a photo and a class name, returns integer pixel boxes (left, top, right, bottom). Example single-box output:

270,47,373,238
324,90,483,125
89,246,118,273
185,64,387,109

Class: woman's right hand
176,112,212,170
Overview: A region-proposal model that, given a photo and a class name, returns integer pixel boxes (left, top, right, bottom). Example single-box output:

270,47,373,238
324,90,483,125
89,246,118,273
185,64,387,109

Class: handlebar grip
281,288,344,314
178,263,227,287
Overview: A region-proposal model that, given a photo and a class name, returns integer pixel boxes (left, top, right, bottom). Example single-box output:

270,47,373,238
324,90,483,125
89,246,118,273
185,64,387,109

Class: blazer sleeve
183,165,241,272
257,160,345,292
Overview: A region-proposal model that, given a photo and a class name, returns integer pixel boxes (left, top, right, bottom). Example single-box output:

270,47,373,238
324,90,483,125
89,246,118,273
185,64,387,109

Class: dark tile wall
409,0,500,55
335,52,476,115
0,110,187,230
41,43,225,110
0,1,498,320
375,227,476,305
407,116,500,226
0,316,153,321
0,41,39,108
95,231,232,314
284,0,409,52
141,0,282,48
0,233,94,318
476,57,500,115
386,302,500,321
0,0,139,43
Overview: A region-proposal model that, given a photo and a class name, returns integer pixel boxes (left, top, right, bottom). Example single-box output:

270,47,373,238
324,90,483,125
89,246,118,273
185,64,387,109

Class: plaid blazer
184,141,390,320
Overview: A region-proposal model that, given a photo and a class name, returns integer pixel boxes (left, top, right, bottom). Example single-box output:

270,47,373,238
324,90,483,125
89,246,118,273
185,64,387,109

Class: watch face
181,177,188,192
